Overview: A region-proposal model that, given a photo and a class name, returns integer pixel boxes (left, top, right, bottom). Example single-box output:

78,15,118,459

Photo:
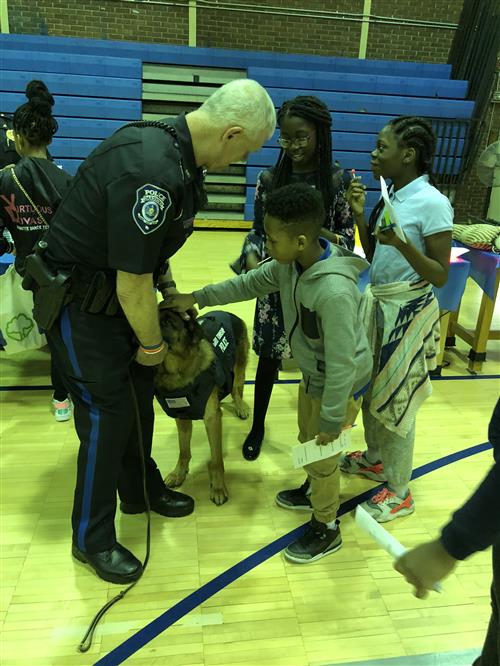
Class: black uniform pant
46,303,165,553
474,544,500,666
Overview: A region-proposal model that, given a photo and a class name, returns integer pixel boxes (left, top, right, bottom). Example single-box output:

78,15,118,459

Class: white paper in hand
291,428,352,469
355,505,407,558
355,505,442,592
378,176,406,242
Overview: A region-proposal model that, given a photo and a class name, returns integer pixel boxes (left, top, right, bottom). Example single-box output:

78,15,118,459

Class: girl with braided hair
234,95,354,460
0,80,73,421
337,115,454,522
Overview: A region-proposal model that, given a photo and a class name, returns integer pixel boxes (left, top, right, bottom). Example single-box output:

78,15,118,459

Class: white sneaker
52,396,72,422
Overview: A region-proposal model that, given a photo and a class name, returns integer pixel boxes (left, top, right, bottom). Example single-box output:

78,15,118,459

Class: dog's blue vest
155,311,238,420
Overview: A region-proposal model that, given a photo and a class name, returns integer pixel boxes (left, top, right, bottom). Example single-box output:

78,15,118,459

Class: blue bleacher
0,34,453,78
0,33,474,221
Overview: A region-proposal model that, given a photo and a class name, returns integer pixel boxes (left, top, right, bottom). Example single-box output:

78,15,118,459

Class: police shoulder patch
133,183,172,235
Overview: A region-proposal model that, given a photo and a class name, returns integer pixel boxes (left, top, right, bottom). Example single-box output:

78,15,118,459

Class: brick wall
8,0,462,63
196,0,363,57
367,0,462,63
7,0,188,43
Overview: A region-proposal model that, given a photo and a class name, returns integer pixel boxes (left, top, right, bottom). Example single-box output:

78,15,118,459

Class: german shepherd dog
155,305,250,505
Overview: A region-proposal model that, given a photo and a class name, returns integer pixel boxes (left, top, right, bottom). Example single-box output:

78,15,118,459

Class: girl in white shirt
341,116,453,523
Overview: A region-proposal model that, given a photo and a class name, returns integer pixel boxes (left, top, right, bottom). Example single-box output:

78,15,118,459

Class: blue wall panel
0,49,141,79
266,88,474,119
0,92,141,120
0,34,453,79
1,33,472,225
0,71,141,100
249,67,468,99
55,118,127,139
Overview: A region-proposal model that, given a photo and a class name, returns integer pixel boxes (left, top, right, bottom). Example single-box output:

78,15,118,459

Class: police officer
35,79,276,584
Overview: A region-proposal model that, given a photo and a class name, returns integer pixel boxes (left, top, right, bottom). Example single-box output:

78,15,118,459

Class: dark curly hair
388,116,437,185
272,96,333,214
265,182,325,236
13,80,58,147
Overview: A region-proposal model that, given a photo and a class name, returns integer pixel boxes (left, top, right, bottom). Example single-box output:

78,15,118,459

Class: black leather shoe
120,488,194,518
242,427,264,461
72,543,143,584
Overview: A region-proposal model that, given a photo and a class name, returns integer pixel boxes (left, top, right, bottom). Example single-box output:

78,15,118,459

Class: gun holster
22,240,73,331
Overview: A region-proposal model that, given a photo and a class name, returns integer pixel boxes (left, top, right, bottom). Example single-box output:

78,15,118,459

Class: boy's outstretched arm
165,260,281,312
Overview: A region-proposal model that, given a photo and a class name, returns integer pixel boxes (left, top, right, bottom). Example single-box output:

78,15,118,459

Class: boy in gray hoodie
166,183,372,563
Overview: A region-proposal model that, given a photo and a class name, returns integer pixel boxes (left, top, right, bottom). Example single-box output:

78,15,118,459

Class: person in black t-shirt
37,79,276,584
0,80,72,421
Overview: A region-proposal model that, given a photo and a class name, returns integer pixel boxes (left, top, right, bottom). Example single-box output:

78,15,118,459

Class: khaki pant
298,380,361,524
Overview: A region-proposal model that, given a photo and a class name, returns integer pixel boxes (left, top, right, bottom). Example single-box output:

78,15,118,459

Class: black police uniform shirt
0,157,72,273
44,114,205,279
155,312,238,421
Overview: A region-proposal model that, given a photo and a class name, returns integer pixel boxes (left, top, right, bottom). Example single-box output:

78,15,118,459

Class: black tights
249,355,281,435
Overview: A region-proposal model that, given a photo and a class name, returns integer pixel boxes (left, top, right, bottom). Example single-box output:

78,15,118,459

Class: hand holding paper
355,505,443,593
377,176,406,243
292,428,352,469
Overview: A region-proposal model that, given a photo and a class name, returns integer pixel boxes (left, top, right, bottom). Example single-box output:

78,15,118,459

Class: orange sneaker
362,487,415,523
340,450,386,482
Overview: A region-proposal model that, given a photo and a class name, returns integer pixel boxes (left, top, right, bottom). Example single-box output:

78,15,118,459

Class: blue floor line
93,439,492,666
1,374,499,392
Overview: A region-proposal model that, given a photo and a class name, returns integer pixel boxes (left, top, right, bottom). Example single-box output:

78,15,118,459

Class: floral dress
236,166,355,360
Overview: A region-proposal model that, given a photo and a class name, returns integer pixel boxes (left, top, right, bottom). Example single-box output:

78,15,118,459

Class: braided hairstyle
388,116,437,185
13,80,58,147
368,116,437,235
272,96,333,216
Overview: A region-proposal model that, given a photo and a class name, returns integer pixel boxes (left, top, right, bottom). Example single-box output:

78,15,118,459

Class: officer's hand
164,292,197,313
135,343,169,367
394,539,456,599
315,431,340,445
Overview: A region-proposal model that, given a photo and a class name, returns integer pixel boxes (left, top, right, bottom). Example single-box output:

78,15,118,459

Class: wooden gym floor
1,231,499,666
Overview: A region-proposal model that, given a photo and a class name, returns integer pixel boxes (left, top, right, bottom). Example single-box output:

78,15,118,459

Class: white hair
200,79,276,140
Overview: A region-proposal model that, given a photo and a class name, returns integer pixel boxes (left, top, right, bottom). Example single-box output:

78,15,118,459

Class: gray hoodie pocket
300,304,320,340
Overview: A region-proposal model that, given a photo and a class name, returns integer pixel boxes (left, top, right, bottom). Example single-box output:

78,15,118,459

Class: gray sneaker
340,450,386,482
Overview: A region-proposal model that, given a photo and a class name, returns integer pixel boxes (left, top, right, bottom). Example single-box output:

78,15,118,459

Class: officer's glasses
278,135,312,149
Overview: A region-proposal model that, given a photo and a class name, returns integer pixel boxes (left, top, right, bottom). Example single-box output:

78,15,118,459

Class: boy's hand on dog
135,344,169,367
315,431,340,445
164,293,197,313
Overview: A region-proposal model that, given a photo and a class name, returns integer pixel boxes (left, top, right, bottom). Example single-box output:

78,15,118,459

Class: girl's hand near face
346,180,366,218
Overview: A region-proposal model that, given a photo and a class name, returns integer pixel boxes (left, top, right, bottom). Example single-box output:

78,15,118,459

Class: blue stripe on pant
60,308,101,552
46,303,164,553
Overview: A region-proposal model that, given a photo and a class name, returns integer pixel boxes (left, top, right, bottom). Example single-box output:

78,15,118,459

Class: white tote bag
0,264,46,354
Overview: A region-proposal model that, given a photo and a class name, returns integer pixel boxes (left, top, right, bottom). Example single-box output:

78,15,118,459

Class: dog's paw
234,400,250,420
210,483,229,506
164,465,188,488
209,465,228,505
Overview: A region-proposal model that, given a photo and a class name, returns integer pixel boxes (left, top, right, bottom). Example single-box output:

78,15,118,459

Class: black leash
77,372,151,653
